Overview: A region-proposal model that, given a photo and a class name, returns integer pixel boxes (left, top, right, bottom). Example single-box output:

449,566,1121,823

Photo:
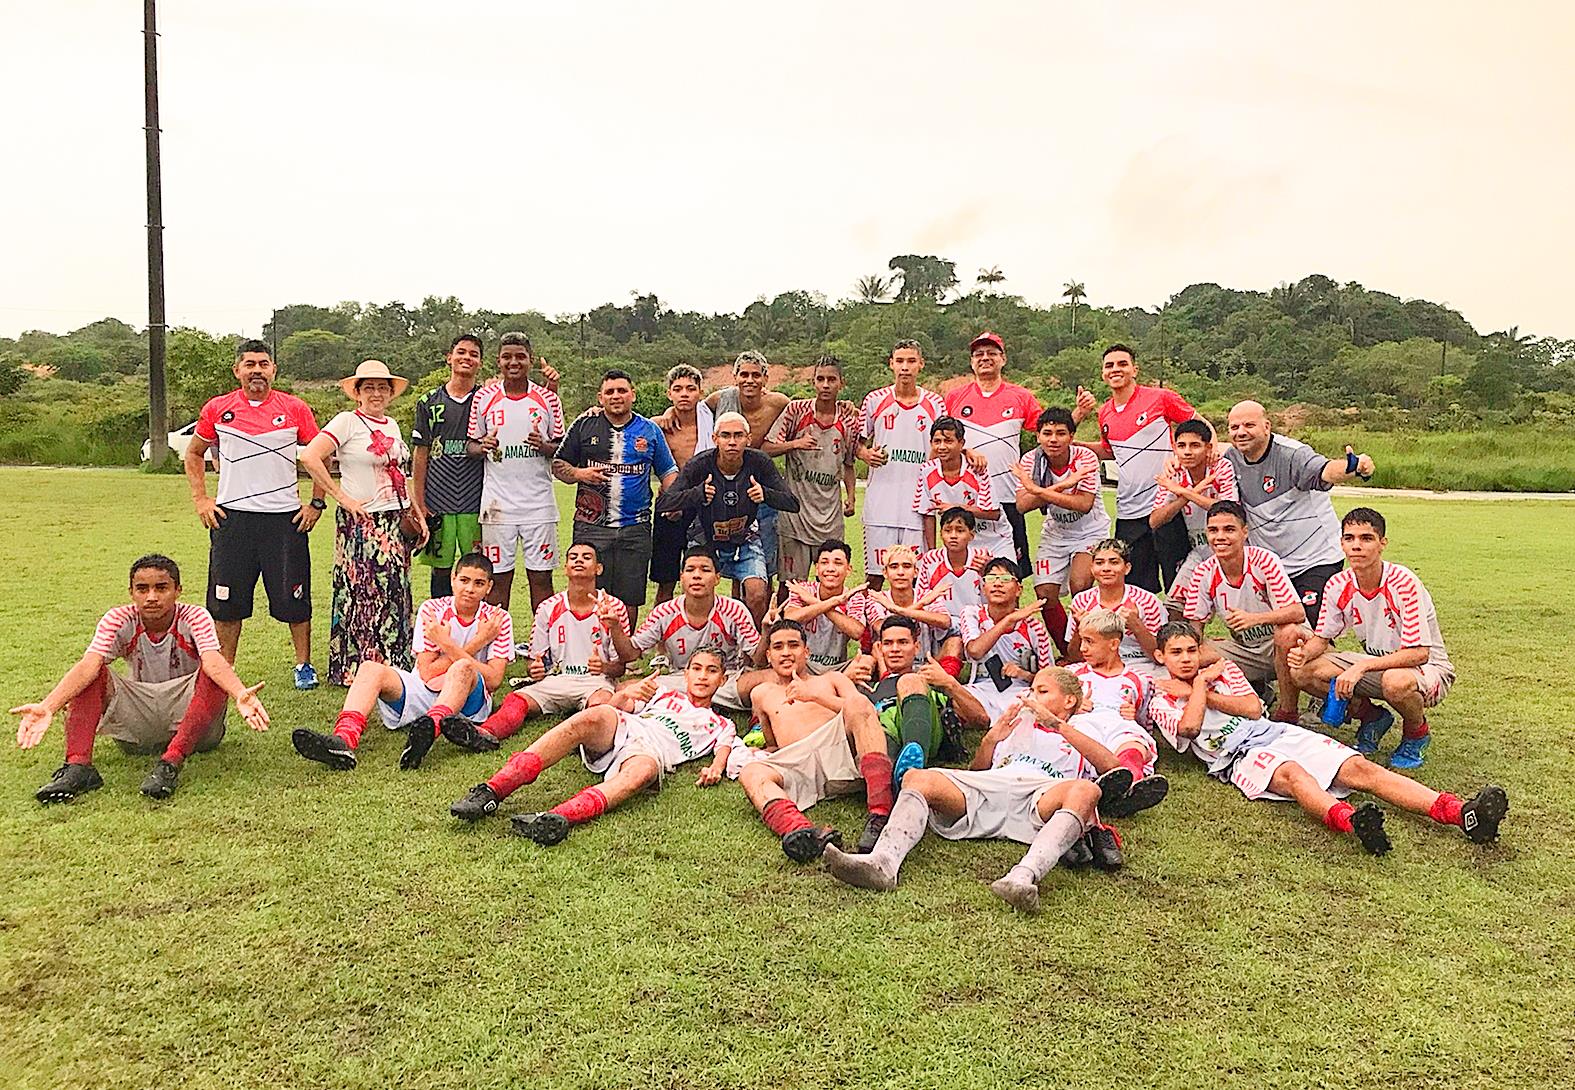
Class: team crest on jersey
1263,474,1276,494
272,414,287,427
1003,407,1014,417
220,410,235,423
960,405,973,416
1136,411,1149,426
634,436,649,453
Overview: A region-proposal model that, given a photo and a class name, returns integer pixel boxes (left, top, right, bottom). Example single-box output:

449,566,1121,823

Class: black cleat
399,716,438,770
35,762,103,804
292,729,358,771
510,811,570,846
439,715,500,753
854,812,889,854
140,759,181,800
1351,802,1391,855
1094,767,1134,807
782,825,842,863
1460,785,1509,845
1061,835,1095,869
450,783,502,821
1102,774,1170,819
1087,823,1125,870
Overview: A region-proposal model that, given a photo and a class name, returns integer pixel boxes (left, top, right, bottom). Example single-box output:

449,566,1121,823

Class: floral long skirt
329,508,413,686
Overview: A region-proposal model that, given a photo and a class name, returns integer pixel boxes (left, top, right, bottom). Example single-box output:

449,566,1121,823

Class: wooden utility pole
144,0,169,467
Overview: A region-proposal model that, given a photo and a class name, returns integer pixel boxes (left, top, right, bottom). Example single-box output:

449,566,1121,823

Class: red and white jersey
87,603,219,684
195,390,320,513
469,380,565,525
1315,563,1453,672
917,547,987,623
990,707,1091,781
785,585,857,670
1152,458,1239,553
1096,385,1195,518
910,459,1005,552
944,381,1042,501
1184,546,1299,652
633,686,739,763
1148,663,1261,760
529,591,627,675
852,590,950,660
414,598,515,686
1020,446,1109,541
764,399,858,545
1066,661,1150,717
1070,585,1167,669
632,595,760,671
960,605,1054,676
858,385,945,529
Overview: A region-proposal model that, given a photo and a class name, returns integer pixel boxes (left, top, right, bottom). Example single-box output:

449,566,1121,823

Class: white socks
1008,808,1087,884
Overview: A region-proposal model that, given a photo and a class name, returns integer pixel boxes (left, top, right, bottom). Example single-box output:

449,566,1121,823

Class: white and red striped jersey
858,385,945,530
87,603,219,684
1066,661,1151,717
911,458,1005,552
917,547,987,623
632,595,759,671
1096,385,1195,519
785,585,857,670
414,598,515,687
195,390,320,513
1152,458,1239,553
468,380,565,525
633,686,739,762
1019,446,1110,541
990,706,1091,781
1069,585,1167,668
852,589,951,660
764,399,858,545
528,591,627,674
1184,546,1300,652
1315,563,1453,672
944,381,1042,501
960,604,1054,676
1148,662,1262,759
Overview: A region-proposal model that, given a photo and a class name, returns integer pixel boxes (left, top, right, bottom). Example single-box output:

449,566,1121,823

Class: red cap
969,331,1005,352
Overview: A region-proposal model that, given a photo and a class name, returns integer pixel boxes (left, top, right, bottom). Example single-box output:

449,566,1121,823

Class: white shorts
744,712,859,810
864,524,925,576
377,668,490,729
1229,727,1359,801
581,712,692,783
927,767,1060,845
1032,523,1106,588
515,671,613,715
1077,711,1158,778
1322,652,1454,709
965,677,1031,723
480,521,558,573
651,671,746,711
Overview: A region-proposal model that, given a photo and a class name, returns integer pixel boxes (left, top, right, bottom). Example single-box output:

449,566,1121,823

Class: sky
3,0,1572,340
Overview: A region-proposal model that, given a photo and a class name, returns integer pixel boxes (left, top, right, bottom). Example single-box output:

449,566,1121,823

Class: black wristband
310,498,327,510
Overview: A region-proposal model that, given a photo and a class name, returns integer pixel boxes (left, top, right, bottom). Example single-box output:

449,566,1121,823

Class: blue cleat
893,741,926,792
294,662,320,691
1389,732,1431,770
1353,708,1394,754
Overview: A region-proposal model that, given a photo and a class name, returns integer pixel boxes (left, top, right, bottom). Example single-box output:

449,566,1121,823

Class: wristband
309,498,327,510
1345,451,1372,480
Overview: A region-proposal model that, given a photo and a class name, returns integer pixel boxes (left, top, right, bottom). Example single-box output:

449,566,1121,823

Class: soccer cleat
990,872,1042,915
1351,802,1391,855
822,843,898,892
292,728,358,771
781,825,842,863
510,812,570,846
854,812,889,854
1389,733,1430,770
450,783,501,821
35,762,104,804
399,716,438,770
1087,824,1125,871
1459,785,1509,844
892,741,925,792
1101,774,1170,819
1094,767,1135,808
139,759,181,800
293,663,319,691
1060,836,1095,869
438,716,500,753
1353,708,1395,754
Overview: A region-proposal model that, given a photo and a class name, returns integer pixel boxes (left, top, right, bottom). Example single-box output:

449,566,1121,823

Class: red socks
483,692,531,740
1429,792,1463,827
64,667,109,764
1042,597,1070,655
487,750,544,799
1403,718,1430,740
1351,698,1383,725
550,786,608,826
162,673,228,764
332,710,368,749
762,797,814,837
859,753,895,816
1116,748,1148,779
426,705,453,735
1324,801,1355,834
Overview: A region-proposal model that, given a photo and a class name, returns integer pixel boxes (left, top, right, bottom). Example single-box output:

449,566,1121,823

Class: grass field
1,467,1572,1090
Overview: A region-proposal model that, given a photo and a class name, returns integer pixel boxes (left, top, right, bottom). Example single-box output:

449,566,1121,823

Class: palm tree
976,266,1006,294
855,274,893,305
1062,280,1086,335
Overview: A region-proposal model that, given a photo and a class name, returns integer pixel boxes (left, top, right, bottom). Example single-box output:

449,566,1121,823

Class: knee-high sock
865,790,931,873
761,797,813,836
487,750,543,799
1042,598,1070,655
64,667,109,765
333,710,368,748
898,693,935,757
1006,808,1087,884
859,752,895,816
549,786,608,826
162,673,228,764
482,692,530,740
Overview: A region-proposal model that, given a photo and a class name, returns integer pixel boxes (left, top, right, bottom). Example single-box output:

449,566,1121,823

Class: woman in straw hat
299,361,425,686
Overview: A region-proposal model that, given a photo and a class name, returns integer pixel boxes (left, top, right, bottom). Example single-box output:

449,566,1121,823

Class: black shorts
649,510,694,584
574,521,653,612
1291,561,1343,627
206,509,313,624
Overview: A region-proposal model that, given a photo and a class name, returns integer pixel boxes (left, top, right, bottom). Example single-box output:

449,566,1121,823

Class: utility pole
144,0,168,467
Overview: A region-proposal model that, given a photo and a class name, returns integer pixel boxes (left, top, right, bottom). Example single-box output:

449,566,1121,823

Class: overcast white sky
3,0,1572,340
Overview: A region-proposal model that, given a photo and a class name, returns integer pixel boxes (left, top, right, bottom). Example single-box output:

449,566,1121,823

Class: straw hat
339,359,410,399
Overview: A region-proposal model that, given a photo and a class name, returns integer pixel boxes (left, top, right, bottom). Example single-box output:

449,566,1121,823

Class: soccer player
916,507,989,628
184,339,323,688
823,666,1131,912
478,542,629,741
761,356,859,584
1067,538,1167,674
1150,418,1238,617
468,332,565,614
291,552,513,772
607,547,762,710
1152,624,1505,853
1072,343,1197,593
961,558,1056,721
912,416,1000,551
14,554,270,802
704,351,791,587
1012,406,1109,655
944,331,1044,567
448,652,738,842
1065,609,1166,804
781,540,872,678
861,615,988,768
857,339,947,588
655,411,800,623
553,369,678,624
650,364,715,606
1288,507,1454,769
1182,501,1307,723
856,546,958,666
737,620,897,860
410,333,486,599
1221,400,1377,624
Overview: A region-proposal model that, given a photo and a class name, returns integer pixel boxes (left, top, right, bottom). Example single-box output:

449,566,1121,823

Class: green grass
1297,428,1575,492
1,468,1573,1089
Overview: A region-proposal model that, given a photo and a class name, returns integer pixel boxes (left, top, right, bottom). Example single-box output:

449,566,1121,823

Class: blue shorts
378,669,490,729
715,538,768,583
756,505,779,578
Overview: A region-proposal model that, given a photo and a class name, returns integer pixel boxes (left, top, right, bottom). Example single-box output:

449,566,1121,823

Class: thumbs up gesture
704,474,716,502
746,475,765,503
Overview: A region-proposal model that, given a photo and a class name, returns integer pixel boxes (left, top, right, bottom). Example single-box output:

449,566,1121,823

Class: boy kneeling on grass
1151,623,1506,853
292,552,513,772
